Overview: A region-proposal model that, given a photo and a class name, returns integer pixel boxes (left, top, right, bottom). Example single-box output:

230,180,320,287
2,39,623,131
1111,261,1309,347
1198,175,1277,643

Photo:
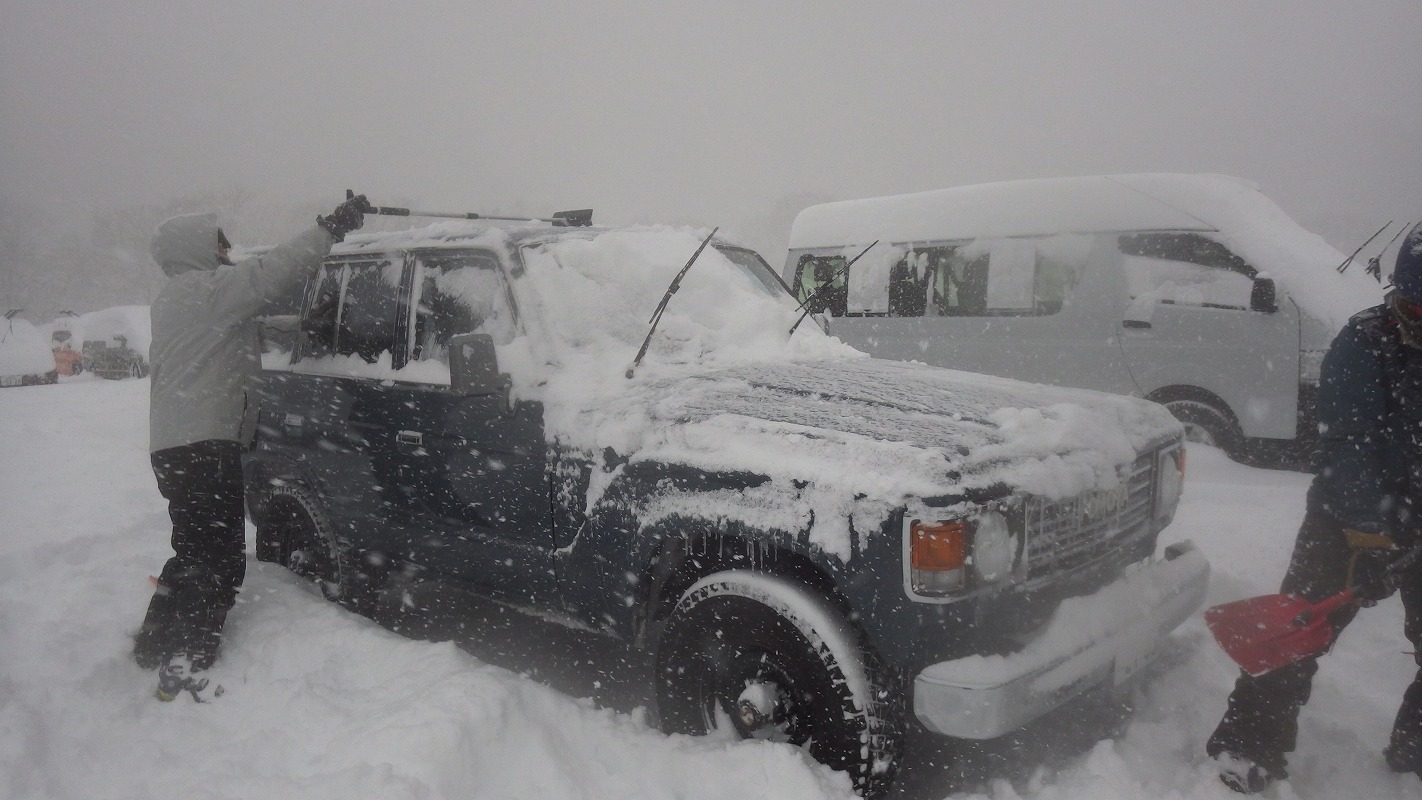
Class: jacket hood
151,213,222,276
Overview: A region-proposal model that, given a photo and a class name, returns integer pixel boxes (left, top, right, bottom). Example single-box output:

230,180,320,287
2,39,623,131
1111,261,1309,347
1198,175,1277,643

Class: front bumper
912,540,1209,739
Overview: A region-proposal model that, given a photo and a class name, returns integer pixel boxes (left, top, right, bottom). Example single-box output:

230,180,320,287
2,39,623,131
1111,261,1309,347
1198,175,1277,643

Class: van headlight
907,509,1020,597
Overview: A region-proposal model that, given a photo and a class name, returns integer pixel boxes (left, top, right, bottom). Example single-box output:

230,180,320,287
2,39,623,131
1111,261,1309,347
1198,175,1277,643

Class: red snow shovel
1205,588,1359,676
1206,542,1422,676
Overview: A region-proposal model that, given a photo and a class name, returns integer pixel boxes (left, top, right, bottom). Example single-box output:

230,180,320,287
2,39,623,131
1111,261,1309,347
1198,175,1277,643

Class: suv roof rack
363,200,592,228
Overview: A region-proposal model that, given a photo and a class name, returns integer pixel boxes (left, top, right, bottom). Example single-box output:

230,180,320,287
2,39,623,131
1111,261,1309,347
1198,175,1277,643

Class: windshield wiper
788,240,877,336
627,227,719,379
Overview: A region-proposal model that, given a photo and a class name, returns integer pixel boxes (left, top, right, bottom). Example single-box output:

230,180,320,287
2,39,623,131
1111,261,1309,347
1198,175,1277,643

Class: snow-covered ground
1,377,1418,800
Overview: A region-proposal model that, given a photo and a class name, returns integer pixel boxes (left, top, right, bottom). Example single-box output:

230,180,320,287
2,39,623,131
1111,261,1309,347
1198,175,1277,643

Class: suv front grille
1023,452,1154,580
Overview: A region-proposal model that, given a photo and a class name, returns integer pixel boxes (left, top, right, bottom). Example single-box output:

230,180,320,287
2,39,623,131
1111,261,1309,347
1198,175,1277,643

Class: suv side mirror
1250,275,1278,313
448,332,509,396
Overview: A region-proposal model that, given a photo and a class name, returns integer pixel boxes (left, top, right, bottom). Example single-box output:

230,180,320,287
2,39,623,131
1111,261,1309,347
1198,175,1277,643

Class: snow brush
351,191,592,227
1206,541,1422,676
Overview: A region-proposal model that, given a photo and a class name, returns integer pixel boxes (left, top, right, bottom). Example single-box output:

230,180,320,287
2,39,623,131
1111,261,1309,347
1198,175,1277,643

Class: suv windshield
715,245,795,302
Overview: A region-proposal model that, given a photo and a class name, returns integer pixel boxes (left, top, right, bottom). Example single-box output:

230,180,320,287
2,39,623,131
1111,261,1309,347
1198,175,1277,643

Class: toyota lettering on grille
1080,484,1129,520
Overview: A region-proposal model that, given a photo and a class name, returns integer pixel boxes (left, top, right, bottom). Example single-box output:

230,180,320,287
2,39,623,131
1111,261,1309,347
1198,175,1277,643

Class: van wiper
1367,221,1413,282
788,240,877,336
627,227,719,379
1337,221,1390,276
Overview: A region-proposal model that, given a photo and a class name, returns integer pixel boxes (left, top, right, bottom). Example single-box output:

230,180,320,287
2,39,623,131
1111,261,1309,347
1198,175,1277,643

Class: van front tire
1163,398,1241,455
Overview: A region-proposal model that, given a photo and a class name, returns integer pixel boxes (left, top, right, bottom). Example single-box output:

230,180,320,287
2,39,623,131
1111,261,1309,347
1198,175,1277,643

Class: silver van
784,173,1385,459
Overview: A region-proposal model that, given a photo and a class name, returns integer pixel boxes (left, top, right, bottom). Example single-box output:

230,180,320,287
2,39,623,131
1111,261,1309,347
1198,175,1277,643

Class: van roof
788,173,1384,331
786,174,1248,248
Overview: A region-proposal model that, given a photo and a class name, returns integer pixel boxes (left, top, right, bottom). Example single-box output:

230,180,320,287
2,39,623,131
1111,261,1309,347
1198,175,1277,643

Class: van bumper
912,541,1209,740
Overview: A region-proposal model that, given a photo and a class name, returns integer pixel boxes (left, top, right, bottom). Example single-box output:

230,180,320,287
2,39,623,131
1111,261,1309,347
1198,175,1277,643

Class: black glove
317,191,372,242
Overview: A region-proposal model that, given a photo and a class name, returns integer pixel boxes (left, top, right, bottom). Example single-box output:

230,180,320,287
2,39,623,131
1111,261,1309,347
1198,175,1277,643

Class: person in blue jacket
133,193,370,701
1206,220,1422,792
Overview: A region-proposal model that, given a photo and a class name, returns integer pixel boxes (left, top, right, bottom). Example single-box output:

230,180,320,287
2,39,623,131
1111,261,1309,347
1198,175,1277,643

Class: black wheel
1163,398,1241,455
257,484,378,614
655,571,903,797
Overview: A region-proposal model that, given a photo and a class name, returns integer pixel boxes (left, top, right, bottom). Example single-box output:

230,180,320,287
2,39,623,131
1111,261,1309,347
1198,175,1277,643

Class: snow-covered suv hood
583,356,1179,506
557,354,1180,560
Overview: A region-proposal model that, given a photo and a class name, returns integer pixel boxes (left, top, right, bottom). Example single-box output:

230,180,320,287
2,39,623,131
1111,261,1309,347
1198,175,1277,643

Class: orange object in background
52,345,83,375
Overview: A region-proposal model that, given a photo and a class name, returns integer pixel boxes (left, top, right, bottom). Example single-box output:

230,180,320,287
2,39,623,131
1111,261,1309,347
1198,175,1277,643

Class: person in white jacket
133,193,370,701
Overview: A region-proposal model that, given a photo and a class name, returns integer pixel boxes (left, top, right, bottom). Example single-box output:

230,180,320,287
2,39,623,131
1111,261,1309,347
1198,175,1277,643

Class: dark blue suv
245,220,1208,797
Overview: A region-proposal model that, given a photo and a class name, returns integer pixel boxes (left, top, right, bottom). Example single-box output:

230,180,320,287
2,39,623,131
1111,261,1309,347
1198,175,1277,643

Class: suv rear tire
258,484,377,615
654,570,903,797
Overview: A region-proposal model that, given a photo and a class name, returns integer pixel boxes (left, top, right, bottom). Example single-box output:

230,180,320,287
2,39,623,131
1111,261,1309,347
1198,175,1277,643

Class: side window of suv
409,250,516,367
1118,232,1256,310
300,258,404,364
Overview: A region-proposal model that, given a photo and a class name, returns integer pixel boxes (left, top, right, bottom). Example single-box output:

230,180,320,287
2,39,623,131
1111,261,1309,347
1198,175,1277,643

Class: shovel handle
1309,588,1359,617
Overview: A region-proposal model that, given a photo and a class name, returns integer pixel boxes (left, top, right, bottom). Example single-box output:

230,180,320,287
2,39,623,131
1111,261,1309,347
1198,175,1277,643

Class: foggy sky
3,0,1420,263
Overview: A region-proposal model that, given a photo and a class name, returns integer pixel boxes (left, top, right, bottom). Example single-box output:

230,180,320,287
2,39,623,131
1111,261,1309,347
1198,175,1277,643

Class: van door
1114,232,1300,440
811,235,1140,396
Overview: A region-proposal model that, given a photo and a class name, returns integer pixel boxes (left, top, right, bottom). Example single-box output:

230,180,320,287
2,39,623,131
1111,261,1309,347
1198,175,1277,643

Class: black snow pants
132,440,247,671
1206,511,1422,775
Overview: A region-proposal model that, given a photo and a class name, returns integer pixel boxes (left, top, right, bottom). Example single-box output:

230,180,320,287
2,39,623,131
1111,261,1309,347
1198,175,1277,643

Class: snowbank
0,372,1419,799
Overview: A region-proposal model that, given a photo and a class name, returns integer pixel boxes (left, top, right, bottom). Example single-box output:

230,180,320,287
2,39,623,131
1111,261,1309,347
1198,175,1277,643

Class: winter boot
1214,752,1285,795
154,654,223,702
1385,667,1422,778
132,580,177,670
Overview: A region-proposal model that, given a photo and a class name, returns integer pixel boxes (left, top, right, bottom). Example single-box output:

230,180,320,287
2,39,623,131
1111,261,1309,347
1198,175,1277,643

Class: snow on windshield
512,227,858,387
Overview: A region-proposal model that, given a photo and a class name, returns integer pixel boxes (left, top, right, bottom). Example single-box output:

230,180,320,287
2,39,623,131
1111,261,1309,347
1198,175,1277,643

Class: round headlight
972,511,1016,583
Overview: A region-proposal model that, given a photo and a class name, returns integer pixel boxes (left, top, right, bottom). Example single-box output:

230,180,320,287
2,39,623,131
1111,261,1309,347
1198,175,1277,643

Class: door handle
397,430,424,446
1122,319,1152,330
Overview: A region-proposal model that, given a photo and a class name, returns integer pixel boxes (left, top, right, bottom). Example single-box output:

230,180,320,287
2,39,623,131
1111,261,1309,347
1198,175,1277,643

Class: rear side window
409,250,516,367
1118,232,1255,310
300,258,405,364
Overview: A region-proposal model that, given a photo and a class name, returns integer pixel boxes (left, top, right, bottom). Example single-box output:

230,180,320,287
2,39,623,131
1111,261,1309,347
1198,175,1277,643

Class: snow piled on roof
1110,174,1384,330
0,317,55,375
789,173,1384,331
76,305,153,359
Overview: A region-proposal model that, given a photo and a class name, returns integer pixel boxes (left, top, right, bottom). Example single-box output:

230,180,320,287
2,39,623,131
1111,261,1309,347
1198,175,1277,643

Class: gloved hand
1344,527,1401,606
317,191,373,242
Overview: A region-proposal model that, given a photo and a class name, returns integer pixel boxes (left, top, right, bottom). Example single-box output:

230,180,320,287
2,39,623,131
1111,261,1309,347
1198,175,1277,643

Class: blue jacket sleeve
1310,320,1390,530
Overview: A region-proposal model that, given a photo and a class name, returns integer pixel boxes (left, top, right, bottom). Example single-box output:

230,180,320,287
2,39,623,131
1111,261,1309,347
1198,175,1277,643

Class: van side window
919,236,1087,318
791,254,848,316
1118,232,1255,310
300,258,403,364
410,250,516,366
926,246,988,315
